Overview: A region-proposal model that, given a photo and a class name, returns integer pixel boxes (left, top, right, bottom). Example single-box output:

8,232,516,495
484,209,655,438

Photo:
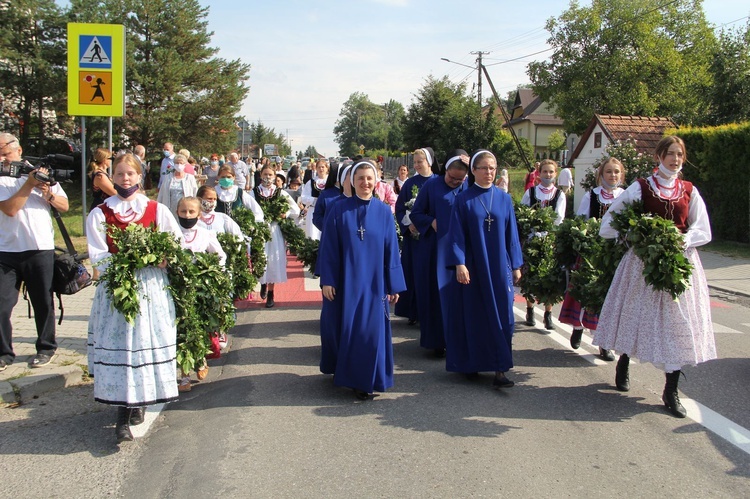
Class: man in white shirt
134,144,149,189
159,142,175,188
0,133,70,370
558,165,573,193
227,152,250,190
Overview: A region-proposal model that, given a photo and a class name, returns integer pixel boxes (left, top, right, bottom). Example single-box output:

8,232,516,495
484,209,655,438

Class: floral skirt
87,267,178,407
593,247,716,369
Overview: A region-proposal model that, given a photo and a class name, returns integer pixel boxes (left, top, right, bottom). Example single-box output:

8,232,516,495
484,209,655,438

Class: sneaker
218,333,228,349
178,377,192,392
30,353,53,368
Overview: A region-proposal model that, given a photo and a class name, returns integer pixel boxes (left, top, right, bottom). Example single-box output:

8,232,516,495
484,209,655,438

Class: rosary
478,187,495,232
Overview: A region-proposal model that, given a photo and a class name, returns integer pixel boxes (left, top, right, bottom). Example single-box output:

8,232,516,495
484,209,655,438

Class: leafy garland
608,200,693,299
216,232,256,299
515,203,566,304
404,184,421,240
230,207,269,282
555,216,594,270
279,218,318,273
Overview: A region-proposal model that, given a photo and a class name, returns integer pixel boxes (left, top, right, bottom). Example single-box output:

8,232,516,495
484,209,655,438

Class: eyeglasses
474,166,497,172
446,172,466,183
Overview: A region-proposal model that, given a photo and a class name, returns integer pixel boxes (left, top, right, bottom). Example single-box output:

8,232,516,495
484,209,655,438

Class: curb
707,283,750,299
0,364,85,407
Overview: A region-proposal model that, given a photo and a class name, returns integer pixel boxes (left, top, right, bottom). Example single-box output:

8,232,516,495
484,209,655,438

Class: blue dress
446,184,524,373
317,191,343,373
312,187,342,232
409,176,465,351
394,174,436,322
318,195,406,393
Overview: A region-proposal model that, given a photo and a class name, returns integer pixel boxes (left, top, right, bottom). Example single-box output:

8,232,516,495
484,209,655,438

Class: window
594,132,602,148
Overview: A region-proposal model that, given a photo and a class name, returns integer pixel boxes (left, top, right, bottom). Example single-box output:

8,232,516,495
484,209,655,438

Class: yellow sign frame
67,23,125,117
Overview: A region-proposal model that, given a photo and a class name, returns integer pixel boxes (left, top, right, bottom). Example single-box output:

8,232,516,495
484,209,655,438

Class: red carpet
234,254,323,310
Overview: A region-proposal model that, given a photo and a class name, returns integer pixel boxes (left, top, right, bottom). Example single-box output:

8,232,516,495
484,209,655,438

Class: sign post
67,23,125,233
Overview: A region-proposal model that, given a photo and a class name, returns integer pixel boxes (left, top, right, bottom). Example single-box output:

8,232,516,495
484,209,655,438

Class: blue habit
312,187,342,232
317,192,344,372
318,195,406,393
446,184,524,373
393,174,435,321
409,176,465,350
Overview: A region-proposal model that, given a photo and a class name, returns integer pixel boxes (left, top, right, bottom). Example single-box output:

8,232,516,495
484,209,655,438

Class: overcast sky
204,0,749,157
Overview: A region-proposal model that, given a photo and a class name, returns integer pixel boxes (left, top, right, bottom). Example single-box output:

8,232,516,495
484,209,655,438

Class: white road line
304,275,320,292
130,403,165,439
517,303,750,457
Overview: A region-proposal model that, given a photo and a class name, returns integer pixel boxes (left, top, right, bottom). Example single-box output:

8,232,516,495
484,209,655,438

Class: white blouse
217,185,264,222
520,185,567,226
576,186,625,219
180,226,227,267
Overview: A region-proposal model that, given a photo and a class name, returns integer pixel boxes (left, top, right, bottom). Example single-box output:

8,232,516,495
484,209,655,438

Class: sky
203,0,750,157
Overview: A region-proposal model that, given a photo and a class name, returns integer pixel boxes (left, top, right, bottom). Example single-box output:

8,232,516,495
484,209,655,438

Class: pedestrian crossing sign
67,23,125,117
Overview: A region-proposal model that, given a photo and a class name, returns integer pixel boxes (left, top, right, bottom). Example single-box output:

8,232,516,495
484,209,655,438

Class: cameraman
0,133,69,371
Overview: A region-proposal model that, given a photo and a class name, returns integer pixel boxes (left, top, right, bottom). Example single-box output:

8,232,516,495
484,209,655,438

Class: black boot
525,307,535,326
265,290,275,308
543,311,554,330
570,328,583,349
260,284,267,300
662,371,687,418
615,354,630,392
116,407,134,443
129,407,145,426
598,347,615,361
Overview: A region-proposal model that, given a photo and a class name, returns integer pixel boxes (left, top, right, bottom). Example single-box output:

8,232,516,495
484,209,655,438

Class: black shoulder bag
50,207,93,323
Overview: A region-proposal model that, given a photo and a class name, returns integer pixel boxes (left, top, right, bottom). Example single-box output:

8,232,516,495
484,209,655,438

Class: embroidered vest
216,188,244,216
636,178,693,233
100,200,159,253
529,186,562,211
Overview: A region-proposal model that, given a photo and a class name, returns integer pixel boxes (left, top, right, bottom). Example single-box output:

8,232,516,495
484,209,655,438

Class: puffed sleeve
280,190,301,218
553,191,566,226
520,188,531,207
241,191,265,222
86,206,110,271
155,203,185,242
599,182,642,239
576,191,592,218
299,180,314,206
684,186,711,248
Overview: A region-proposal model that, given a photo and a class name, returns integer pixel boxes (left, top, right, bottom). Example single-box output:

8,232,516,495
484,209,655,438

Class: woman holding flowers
86,153,183,444
595,136,715,418
250,163,300,308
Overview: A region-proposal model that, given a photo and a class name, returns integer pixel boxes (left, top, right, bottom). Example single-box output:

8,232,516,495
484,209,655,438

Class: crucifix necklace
478,187,495,232
357,199,370,241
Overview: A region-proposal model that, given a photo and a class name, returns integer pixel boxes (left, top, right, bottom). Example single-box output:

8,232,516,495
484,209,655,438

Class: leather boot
260,284,267,300
543,311,554,330
662,371,687,418
615,354,630,392
525,307,535,326
265,290,275,308
116,406,134,443
129,407,145,426
570,328,583,349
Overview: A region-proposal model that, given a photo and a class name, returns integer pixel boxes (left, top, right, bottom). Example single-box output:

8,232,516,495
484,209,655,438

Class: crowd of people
0,132,716,444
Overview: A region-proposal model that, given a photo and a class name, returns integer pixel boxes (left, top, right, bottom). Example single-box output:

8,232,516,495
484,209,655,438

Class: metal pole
241,122,245,158
107,117,113,175
81,116,87,234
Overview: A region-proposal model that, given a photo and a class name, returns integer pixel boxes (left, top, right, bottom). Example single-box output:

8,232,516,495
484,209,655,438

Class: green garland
609,200,693,299
255,190,291,224
554,216,592,270
216,232,256,299
279,218,319,273
515,203,566,304
230,207,269,282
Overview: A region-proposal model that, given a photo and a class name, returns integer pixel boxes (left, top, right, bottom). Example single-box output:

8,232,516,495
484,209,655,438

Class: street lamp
440,57,476,70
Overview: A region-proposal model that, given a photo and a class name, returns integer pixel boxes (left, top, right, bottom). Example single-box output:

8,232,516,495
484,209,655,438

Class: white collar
104,194,150,216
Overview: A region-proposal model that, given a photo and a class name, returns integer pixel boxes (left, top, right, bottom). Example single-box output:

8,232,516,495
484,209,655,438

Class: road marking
130,403,165,439
517,303,750,457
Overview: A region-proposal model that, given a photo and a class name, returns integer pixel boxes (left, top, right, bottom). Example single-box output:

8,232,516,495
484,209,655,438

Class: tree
527,0,716,134
304,145,318,158
707,22,750,125
0,0,67,144
333,92,396,157
67,0,250,155
403,76,500,160
547,129,566,155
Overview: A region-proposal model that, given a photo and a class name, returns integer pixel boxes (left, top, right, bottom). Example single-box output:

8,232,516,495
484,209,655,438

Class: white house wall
572,124,611,212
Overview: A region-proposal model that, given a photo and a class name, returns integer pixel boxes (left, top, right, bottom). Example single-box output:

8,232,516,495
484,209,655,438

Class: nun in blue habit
409,150,470,356
317,164,352,374
318,159,406,399
446,149,524,389
394,147,440,324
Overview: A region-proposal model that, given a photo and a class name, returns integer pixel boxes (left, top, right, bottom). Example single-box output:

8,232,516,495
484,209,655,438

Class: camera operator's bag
51,207,92,323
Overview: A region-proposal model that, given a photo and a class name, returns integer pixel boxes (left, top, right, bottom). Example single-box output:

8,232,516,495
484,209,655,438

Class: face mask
178,216,199,229
539,177,555,187
211,161,219,166
174,163,185,172
261,177,273,186
163,150,170,157
201,199,217,213
658,162,681,179
115,184,140,198
600,178,620,190
218,177,234,189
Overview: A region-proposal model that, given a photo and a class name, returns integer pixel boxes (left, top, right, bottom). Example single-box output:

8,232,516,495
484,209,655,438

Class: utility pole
471,51,489,106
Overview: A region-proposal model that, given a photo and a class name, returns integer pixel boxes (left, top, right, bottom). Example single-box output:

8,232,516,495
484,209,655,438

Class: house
502,88,565,160
568,114,677,211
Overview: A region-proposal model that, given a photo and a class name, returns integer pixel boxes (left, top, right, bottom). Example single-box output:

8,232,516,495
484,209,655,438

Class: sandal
196,364,209,380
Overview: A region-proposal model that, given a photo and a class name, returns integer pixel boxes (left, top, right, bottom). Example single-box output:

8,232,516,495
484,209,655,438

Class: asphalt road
2,289,748,498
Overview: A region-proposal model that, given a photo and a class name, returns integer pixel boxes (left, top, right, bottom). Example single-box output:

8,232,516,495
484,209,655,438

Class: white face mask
658,162,681,179
174,163,185,173
539,177,554,187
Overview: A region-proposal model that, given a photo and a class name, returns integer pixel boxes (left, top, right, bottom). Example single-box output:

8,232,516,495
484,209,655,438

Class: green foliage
334,93,405,157
707,22,750,125
528,0,716,134
547,129,566,154
229,207,269,281
555,216,592,269
609,201,693,299
249,121,288,156
515,203,565,304
279,218,318,274
216,232,256,300
580,139,654,191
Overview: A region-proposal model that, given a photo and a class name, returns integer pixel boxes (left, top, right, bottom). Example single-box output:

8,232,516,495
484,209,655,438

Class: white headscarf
470,149,495,171
349,160,379,186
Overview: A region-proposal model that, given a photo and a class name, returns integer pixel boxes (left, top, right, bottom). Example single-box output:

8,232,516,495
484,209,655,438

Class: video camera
0,154,75,184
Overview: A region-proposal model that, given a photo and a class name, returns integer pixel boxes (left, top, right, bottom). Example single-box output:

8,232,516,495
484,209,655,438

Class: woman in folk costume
559,157,625,361
196,185,245,238
446,150,523,389
594,136,715,418
86,153,183,444
213,165,264,220
520,158,566,330
409,149,469,358
393,164,409,195
394,147,440,325
299,159,330,241
318,159,406,400
311,163,341,233
250,163,301,308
